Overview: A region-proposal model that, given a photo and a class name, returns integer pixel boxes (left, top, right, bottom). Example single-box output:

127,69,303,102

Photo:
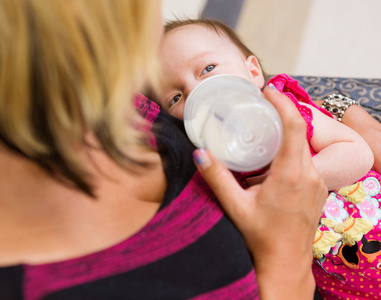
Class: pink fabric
133,93,160,148
190,270,258,300
313,171,381,299
134,92,160,124
23,172,223,300
267,74,334,155
267,74,332,118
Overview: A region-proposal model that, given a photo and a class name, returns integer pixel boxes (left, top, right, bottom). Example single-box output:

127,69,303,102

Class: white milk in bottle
184,75,282,172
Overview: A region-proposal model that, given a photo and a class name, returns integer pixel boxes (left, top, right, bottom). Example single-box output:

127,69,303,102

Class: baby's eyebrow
186,51,214,68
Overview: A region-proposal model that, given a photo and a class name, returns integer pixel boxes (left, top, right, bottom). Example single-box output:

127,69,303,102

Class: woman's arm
306,103,374,191
193,86,327,299
315,100,381,174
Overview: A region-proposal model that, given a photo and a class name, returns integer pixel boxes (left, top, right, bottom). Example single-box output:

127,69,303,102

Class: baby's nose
184,81,200,101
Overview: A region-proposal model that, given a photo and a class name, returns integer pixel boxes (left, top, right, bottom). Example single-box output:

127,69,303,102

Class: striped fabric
1,95,258,300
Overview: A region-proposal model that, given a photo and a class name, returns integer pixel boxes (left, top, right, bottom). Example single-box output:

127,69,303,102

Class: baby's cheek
169,103,185,120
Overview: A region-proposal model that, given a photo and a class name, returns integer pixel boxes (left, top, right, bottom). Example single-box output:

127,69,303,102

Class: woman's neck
0,145,166,266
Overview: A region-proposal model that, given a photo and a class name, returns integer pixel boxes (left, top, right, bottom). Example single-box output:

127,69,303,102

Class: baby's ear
246,55,265,89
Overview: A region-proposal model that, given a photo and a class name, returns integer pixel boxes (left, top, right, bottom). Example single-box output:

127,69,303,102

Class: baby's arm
315,100,381,174
306,103,374,191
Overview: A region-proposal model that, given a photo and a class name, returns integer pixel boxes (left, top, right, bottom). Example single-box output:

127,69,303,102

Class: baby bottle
184,74,282,172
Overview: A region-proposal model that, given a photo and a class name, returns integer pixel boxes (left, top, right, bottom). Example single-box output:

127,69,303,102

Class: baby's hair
164,19,267,80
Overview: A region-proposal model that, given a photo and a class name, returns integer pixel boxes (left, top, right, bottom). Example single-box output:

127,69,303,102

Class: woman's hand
193,86,328,299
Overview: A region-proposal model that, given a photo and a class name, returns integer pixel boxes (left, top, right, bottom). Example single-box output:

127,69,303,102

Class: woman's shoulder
1,170,256,300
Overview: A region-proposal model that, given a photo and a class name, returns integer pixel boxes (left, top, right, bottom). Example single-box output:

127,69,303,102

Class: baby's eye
201,64,215,76
170,94,181,107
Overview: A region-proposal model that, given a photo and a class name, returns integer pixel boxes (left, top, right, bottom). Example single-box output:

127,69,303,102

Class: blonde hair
0,0,161,196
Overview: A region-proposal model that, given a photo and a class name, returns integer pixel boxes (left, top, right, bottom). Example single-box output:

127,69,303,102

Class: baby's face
155,24,264,120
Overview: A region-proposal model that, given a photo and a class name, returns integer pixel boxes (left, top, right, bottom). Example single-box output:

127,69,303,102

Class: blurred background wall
161,0,381,79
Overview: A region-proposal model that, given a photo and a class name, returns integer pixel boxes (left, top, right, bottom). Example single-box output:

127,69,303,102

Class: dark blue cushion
293,75,381,122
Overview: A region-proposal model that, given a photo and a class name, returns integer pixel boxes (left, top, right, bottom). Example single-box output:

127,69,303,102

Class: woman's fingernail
193,148,211,169
267,83,278,92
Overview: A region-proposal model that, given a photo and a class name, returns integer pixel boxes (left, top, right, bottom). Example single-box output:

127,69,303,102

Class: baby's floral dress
269,74,381,300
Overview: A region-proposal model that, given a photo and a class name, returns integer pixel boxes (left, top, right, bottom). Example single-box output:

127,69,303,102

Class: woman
0,0,326,299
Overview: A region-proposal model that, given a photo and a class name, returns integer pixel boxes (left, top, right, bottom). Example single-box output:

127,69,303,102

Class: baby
152,19,373,190
149,18,381,299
